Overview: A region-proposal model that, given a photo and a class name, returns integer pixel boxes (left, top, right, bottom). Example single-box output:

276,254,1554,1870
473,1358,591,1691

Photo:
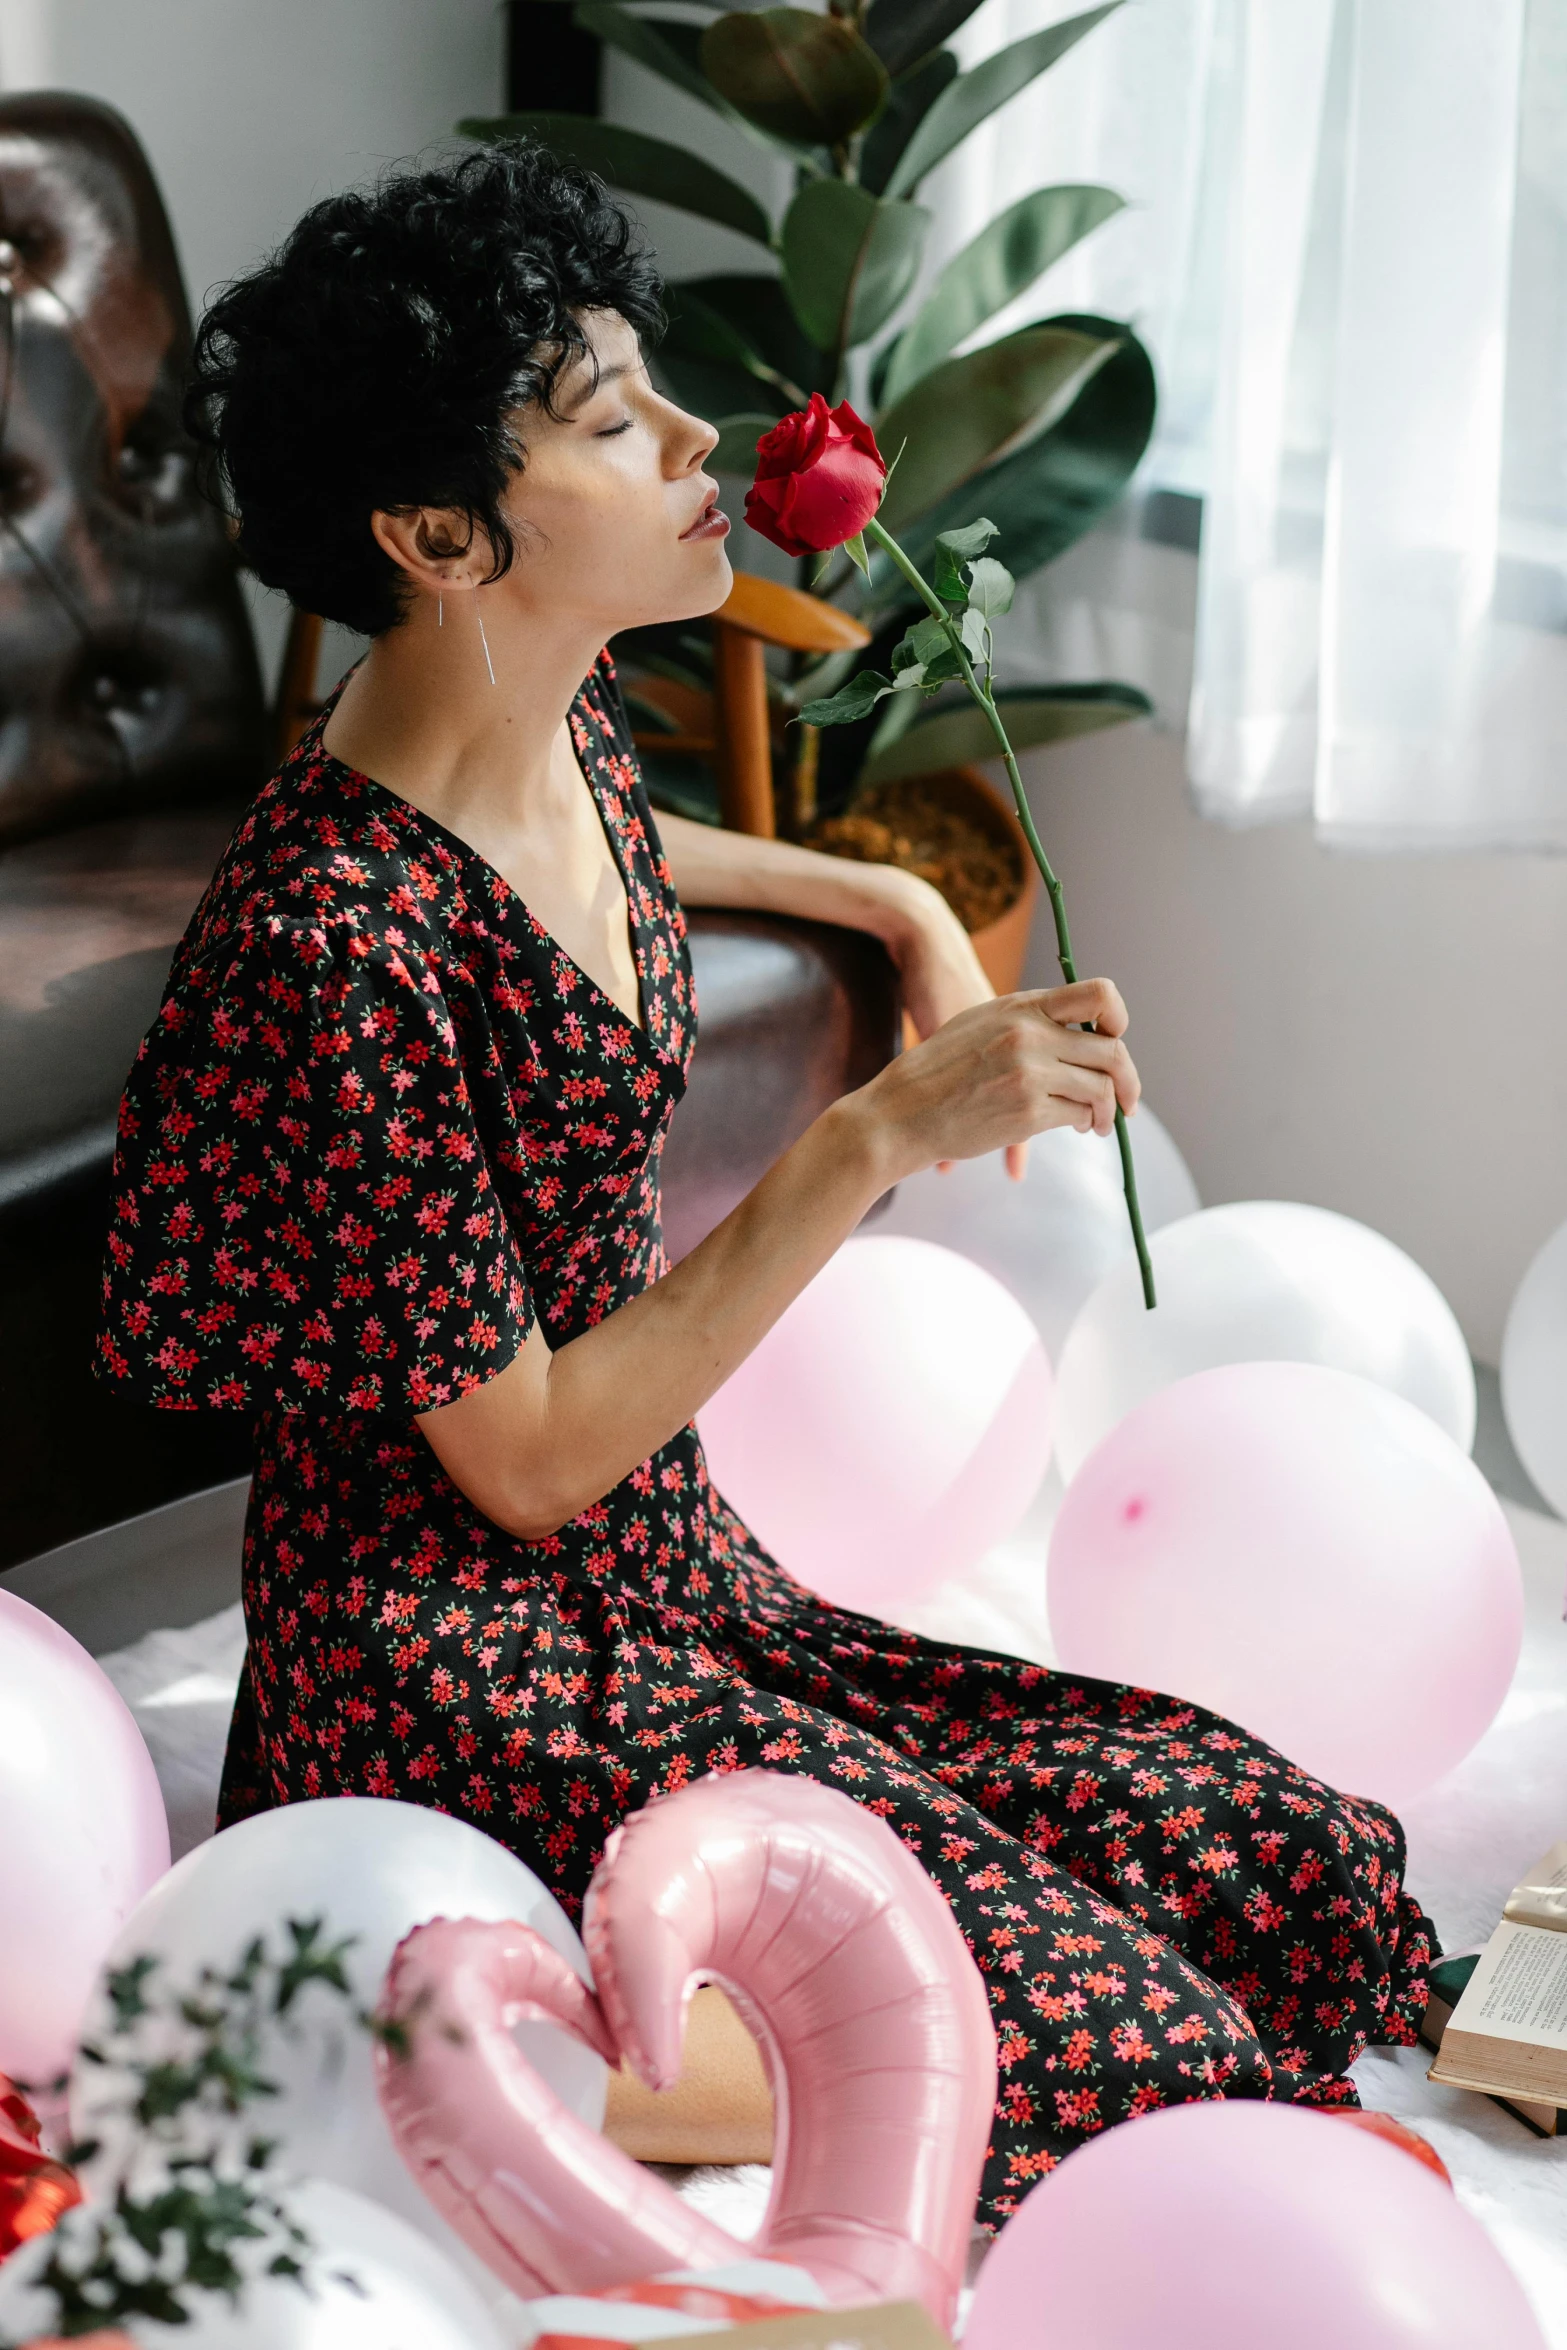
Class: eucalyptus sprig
801,513,1156,1309
4,1920,370,2345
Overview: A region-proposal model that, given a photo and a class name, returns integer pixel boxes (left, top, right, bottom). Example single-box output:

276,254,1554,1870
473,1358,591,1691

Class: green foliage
711,412,776,472
573,4,727,116
879,183,1125,408
966,556,1015,618
456,111,773,244
462,1,1155,796
780,179,928,353
700,9,887,147
884,4,1124,197
863,0,988,81
886,316,1157,593
9,1921,369,2345
861,683,1152,783
803,523,1009,731
858,48,958,198
798,668,894,727
660,281,808,410
666,273,821,405
876,323,1122,534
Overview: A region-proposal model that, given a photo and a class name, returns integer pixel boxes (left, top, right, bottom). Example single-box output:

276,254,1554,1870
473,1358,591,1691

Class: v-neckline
312,671,649,1041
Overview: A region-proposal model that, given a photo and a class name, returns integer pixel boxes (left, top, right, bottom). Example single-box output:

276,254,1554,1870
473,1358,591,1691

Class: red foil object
1327,2106,1453,2186
0,2074,80,2261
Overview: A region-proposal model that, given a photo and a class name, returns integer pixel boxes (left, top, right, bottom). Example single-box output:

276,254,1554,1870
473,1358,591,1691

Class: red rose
744,394,886,557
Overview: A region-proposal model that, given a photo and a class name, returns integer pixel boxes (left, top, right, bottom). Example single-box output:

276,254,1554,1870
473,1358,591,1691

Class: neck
324,591,606,834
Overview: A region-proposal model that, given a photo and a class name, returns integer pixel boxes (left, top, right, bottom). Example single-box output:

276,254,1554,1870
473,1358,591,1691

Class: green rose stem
862,514,1157,1311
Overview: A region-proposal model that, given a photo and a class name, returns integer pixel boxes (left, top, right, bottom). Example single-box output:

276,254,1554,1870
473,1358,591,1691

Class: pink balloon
1047,1361,1522,1806
0,1594,169,2083
375,1769,996,2331
964,2100,1545,2350
697,1236,1051,1612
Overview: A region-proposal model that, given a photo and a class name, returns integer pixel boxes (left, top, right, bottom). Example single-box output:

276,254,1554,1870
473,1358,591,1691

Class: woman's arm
657,811,992,1042
418,977,1139,1539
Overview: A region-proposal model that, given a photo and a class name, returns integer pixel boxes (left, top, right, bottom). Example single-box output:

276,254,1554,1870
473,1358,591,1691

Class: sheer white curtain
937,0,1567,850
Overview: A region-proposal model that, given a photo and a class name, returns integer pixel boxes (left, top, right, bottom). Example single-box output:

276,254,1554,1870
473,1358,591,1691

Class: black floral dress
98,657,1432,2225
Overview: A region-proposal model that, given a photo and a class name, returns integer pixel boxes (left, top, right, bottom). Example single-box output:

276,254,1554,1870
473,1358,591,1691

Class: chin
662,544,735,625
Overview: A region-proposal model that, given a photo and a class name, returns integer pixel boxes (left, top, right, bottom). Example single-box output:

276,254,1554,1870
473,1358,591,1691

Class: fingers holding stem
861,516,1157,1309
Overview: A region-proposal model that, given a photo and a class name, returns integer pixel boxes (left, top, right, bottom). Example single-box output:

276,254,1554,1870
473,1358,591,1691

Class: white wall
1014,715,1567,1363
0,0,503,683
0,0,501,306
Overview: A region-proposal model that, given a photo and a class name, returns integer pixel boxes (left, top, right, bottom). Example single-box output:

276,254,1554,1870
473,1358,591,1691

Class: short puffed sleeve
96,907,534,1417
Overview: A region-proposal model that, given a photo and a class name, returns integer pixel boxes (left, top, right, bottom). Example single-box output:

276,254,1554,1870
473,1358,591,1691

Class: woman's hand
849,975,1140,1191
878,869,996,1042
870,866,1030,1181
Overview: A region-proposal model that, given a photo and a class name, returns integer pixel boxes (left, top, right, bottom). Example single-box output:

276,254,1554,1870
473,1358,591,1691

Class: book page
1504,1839,1567,1932
1446,1921,1567,2049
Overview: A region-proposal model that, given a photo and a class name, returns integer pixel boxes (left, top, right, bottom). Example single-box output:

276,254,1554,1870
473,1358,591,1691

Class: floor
30,1363,1567,2342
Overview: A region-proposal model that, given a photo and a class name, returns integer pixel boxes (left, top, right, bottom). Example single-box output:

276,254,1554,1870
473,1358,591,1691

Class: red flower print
94,652,1434,2238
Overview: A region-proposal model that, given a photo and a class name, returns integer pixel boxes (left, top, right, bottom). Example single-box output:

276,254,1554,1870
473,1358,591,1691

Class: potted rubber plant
467,0,1155,983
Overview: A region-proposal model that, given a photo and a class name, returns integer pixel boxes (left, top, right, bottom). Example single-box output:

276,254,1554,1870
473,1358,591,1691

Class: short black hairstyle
185,143,664,636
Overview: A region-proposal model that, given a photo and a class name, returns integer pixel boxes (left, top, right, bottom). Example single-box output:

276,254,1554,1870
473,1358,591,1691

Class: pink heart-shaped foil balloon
374,1769,997,2331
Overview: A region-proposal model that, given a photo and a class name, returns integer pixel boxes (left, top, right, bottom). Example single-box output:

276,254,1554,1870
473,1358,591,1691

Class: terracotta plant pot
812,765,1040,1033
947,765,1041,998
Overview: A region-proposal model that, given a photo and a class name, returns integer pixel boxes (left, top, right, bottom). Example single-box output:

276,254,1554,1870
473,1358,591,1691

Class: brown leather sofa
0,94,896,1569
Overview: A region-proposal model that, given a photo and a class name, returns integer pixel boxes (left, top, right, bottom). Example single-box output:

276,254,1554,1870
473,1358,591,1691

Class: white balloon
1501,1218,1567,1519
1054,1200,1475,1482
70,1798,604,2299
875,1108,1199,1360
0,2177,511,2349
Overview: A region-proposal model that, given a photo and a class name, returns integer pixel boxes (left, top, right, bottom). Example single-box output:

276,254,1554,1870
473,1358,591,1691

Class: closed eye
595,417,635,438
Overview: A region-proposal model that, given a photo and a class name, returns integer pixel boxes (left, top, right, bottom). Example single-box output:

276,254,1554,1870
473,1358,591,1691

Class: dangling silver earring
477,603,496,687
437,597,443,627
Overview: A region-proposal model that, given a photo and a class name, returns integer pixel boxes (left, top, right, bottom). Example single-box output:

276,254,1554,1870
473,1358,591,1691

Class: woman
98,146,1430,2223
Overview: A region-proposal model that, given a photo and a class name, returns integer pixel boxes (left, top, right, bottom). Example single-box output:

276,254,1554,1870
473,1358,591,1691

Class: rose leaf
966,555,1015,616
796,671,893,727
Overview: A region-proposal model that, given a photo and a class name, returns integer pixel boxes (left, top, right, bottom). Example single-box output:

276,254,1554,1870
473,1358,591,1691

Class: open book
1424,1840,1567,2135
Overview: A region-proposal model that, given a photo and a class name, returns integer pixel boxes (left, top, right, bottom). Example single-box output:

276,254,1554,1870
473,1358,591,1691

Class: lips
681,485,730,542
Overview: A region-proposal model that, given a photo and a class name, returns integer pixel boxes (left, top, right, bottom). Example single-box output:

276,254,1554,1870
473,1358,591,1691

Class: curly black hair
185,143,664,635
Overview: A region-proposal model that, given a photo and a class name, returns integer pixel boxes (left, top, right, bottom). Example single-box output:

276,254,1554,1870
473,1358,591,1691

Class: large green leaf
653,346,788,429
669,274,823,402
701,9,887,147
859,47,958,197
662,281,811,408
576,7,827,168
876,323,1122,533
711,412,777,472
860,683,1151,784
458,112,773,246
885,3,1122,197
886,316,1158,592
572,4,724,111
864,0,988,79
879,184,1124,408
781,179,928,355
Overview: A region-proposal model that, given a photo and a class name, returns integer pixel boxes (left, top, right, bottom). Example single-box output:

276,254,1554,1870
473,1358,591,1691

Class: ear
370,505,491,600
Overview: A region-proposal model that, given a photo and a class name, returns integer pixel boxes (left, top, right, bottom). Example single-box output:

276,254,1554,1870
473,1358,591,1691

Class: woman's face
492,306,733,637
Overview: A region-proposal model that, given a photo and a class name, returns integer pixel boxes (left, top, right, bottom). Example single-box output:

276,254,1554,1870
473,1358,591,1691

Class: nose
671,400,718,476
